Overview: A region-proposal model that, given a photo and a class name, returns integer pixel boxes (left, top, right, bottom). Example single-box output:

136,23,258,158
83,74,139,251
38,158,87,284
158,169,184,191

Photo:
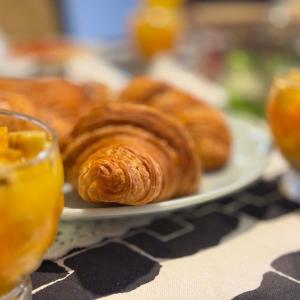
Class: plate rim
62,116,270,221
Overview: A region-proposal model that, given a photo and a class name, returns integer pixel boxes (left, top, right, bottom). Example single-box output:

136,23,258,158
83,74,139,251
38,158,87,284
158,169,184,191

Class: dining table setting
0,46,298,299
30,151,300,300
1,1,300,298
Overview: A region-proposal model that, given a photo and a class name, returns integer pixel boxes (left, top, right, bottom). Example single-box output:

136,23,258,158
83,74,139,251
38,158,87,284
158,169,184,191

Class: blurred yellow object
268,69,300,170
0,149,24,164
132,0,185,58
0,116,63,297
147,0,184,7
9,130,47,159
0,126,8,152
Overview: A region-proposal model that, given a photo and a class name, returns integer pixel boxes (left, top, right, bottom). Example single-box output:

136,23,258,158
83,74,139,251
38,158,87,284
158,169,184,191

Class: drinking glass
131,0,185,58
268,69,300,201
0,110,64,299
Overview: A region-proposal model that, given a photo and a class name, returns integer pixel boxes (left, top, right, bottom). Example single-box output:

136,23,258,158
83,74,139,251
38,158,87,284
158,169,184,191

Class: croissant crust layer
119,77,231,171
70,103,200,195
78,146,163,205
64,103,201,205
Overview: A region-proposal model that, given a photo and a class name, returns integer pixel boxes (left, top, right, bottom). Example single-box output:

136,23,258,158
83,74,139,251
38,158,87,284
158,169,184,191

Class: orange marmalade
268,69,300,171
0,127,64,295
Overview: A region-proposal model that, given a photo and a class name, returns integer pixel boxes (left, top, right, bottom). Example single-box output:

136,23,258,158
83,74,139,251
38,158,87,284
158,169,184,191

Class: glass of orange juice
268,69,300,201
0,110,64,299
131,0,185,58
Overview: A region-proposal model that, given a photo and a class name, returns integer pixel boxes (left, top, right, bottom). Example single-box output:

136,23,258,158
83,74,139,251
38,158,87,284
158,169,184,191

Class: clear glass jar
0,110,64,299
268,69,300,201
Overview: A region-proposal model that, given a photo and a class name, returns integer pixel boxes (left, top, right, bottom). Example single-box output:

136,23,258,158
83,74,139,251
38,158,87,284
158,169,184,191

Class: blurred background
1,0,300,116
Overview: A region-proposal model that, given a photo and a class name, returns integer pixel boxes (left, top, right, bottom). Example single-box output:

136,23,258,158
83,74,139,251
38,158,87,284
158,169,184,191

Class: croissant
0,92,38,116
0,78,110,145
0,92,40,130
119,77,231,171
63,103,201,205
119,76,168,104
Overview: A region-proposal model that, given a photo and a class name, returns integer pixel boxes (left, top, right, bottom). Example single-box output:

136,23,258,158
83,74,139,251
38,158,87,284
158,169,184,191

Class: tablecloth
30,172,300,300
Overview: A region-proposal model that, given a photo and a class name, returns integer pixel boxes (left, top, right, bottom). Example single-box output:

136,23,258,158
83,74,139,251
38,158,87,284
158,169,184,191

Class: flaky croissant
0,92,40,130
63,103,201,205
119,77,231,171
0,92,38,116
0,78,111,145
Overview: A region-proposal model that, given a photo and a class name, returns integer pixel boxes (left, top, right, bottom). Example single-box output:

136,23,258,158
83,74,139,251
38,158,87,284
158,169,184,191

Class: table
31,166,300,299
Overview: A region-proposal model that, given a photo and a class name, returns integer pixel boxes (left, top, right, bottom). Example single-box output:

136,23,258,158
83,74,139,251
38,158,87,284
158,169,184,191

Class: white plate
62,116,270,221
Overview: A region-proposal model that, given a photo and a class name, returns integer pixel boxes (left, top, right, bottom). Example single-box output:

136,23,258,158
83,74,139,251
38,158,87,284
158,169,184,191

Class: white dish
62,116,270,221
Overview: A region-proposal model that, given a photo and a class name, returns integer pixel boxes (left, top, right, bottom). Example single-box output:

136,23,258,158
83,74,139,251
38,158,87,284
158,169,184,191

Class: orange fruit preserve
0,127,64,295
268,69,300,171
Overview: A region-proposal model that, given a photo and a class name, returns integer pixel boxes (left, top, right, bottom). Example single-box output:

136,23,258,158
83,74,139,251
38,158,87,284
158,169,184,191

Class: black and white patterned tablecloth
31,178,300,300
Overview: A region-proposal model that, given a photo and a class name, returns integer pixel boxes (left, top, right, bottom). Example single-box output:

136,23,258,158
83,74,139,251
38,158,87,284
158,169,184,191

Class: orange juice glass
0,110,64,299
268,69,300,200
131,0,185,58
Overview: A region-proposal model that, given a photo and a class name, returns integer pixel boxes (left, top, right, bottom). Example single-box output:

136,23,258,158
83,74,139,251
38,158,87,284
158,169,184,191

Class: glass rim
0,109,58,171
274,68,300,87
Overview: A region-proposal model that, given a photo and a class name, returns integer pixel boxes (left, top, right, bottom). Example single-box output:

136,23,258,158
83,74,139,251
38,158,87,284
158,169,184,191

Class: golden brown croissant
0,78,110,145
0,92,38,116
63,102,200,205
0,92,41,130
119,77,231,171
119,76,168,104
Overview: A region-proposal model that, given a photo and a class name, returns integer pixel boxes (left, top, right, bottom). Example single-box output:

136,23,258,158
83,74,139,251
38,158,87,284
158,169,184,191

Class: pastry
119,76,168,104
119,77,231,171
0,78,110,145
0,92,38,116
0,92,41,131
63,102,201,205
12,39,81,64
